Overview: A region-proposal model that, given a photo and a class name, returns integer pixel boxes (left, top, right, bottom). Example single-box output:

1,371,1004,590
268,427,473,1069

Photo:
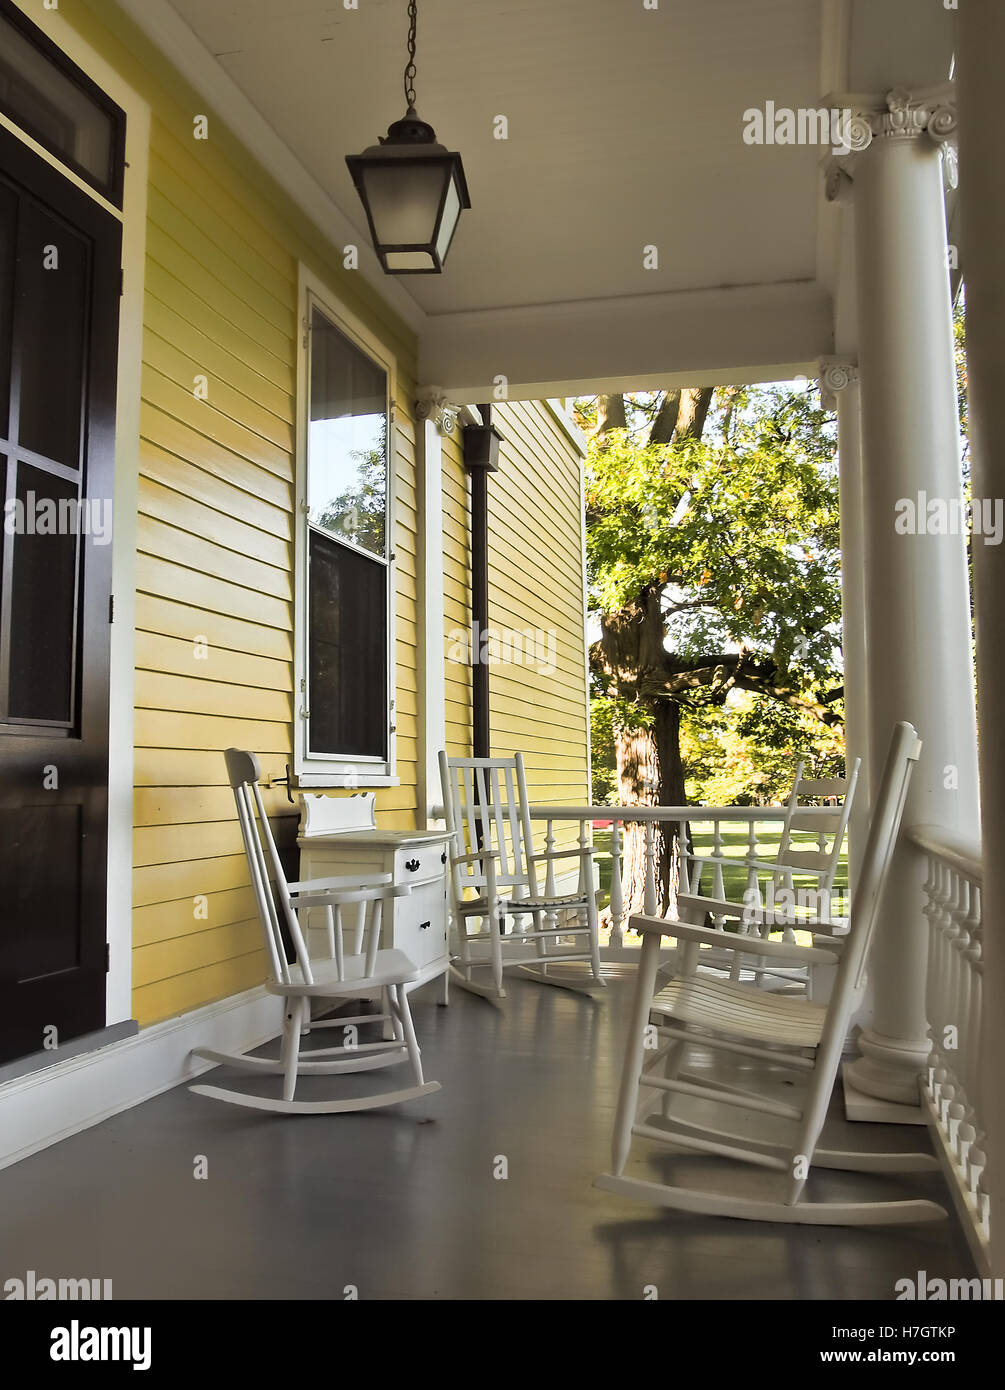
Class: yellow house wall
54,1,588,1027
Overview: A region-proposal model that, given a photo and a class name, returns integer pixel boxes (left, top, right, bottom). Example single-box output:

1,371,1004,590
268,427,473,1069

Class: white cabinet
297,794,450,999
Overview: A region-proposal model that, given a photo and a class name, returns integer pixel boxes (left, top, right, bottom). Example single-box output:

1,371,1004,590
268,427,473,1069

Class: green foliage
585,383,846,804
585,384,842,690
681,691,846,805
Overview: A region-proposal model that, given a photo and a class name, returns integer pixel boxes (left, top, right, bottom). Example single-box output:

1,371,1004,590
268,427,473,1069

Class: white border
294,264,399,787
7,2,149,1027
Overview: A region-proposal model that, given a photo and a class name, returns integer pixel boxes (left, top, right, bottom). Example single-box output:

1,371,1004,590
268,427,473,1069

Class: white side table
297,794,450,1006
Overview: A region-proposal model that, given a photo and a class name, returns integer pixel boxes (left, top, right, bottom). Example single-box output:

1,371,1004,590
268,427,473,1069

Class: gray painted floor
0,969,974,1300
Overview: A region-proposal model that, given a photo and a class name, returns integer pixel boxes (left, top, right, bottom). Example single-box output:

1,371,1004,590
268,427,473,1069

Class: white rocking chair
682,757,861,994
189,749,441,1114
596,722,947,1226
684,757,861,920
439,750,603,1000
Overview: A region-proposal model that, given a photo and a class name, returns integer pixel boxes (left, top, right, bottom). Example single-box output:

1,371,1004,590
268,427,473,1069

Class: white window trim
294,265,399,788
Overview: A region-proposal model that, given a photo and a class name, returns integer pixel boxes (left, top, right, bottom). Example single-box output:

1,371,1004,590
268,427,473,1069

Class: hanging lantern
345,0,470,274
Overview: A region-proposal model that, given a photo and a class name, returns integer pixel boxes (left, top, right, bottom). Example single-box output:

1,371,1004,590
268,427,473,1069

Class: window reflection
308,308,387,559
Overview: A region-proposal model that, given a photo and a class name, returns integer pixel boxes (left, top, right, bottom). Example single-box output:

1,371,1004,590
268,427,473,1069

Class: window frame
0,0,126,207
294,266,398,787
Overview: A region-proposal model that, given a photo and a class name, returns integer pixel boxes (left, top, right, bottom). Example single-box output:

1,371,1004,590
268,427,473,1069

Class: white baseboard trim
0,986,282,1173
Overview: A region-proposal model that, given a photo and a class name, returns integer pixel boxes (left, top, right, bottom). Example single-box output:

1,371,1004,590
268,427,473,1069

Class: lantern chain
403,0,418,114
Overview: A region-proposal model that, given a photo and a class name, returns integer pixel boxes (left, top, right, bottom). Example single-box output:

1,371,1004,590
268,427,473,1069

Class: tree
583,384,843,919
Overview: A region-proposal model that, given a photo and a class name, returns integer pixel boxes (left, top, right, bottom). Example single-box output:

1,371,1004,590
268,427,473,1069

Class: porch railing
526,804,836,950
909,824,991,1275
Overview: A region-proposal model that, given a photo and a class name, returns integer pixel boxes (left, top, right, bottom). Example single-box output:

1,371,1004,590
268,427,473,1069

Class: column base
842,1065,925,1126
844,1026,928,1110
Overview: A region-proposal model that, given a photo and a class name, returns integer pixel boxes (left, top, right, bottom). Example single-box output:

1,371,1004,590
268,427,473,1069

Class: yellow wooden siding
443,403,589,857
127,89,419,1024
490,404,589,834
57,2,588,1026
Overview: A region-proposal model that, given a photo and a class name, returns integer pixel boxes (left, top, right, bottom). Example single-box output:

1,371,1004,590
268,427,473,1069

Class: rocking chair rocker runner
189,749,441,1114
596,722,947,1226
439,751,603,999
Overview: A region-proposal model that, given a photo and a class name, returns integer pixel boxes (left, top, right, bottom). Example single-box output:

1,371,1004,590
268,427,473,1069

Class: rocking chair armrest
290,883,412,909
287,872,393,895
676,893,845,938
811,929,849,951
449,849,500,867
628,913,842,963
527,847,595,863
676,892,771,928
743,856,831,875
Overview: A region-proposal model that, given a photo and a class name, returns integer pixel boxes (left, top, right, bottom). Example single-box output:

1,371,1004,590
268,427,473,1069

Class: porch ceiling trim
420,281,835,403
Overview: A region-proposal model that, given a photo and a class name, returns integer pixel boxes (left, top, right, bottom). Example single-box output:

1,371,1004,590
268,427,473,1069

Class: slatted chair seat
188,749,441,1115
274,949,422,993
440,750,603,999
650,976,827,1047
596,722,949,1227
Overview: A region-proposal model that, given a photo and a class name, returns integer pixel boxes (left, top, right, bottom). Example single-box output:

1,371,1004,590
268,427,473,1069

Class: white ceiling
146,0,955,396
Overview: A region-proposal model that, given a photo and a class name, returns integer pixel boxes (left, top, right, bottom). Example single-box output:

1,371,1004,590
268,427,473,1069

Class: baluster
930,862,950,1108
745,818,760,919
963,882,984,1206
711,818,726,903
643,821,657,917
924,855,940,1098
542,818,559,943
576,818,591,947
947,875,972,1161
939,868,963,1137
686,820,701,895
608,817,624,952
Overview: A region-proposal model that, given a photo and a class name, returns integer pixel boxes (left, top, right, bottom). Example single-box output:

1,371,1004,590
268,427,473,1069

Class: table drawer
394,879,448,970
395,844,448,884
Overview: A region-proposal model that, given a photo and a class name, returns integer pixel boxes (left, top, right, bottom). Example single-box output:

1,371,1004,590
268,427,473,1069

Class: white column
415,391,454,828
826,87,980,1107
958,3,1005,1275
821,360,870,895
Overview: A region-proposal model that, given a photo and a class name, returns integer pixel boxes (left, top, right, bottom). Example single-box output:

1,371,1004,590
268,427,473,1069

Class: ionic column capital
819,356,858,411
824,83,957,202
415,388,460,436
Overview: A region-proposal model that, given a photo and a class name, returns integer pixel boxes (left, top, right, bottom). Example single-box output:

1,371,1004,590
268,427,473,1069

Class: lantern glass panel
384,250,436,271
362,160,447,246
435,175,462,261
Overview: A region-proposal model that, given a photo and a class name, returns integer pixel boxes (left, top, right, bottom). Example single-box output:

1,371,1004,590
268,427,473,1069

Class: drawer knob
405,858,420,872
419,920,430,931
441,850,447,864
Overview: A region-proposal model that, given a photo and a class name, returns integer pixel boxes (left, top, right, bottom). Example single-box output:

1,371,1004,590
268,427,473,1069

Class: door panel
0,122,120,1064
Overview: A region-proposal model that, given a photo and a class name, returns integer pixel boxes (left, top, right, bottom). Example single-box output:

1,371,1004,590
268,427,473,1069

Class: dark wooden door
0,123,120,1064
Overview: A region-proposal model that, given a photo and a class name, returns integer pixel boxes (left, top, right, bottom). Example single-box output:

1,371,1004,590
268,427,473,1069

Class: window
0,1,125,205
295,275,396,784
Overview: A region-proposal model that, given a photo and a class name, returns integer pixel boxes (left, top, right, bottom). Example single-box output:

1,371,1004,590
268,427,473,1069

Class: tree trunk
594,387,716,931
613,700,685,926
598,591,686,926
596,393,627,435
649,389,681,445
676,386,715,441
